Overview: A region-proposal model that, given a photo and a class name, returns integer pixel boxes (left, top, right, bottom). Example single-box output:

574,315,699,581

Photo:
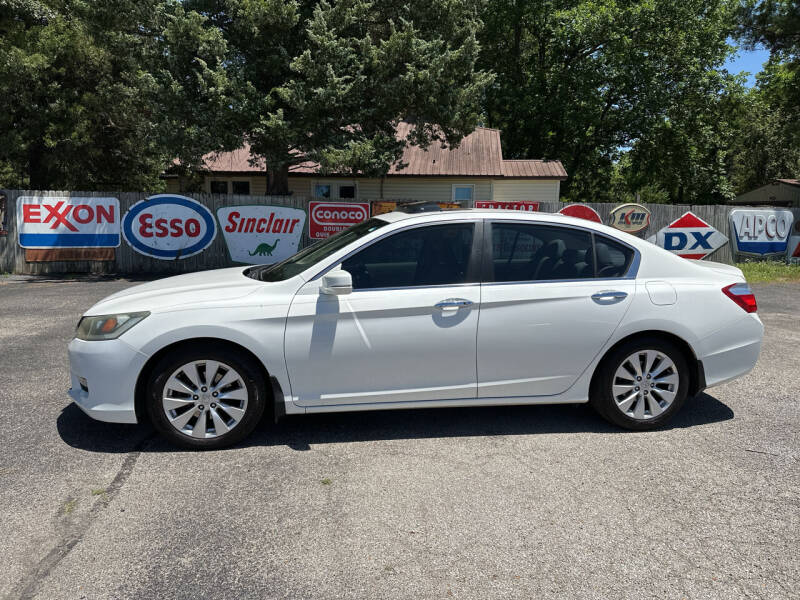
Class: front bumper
67,337,149,424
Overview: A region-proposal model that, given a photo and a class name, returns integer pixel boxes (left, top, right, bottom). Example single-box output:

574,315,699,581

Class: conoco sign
308,201,370,239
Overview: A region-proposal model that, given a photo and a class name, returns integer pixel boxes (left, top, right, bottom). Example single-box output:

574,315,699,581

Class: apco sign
476,200,540,211
558,204,602,223
609,203,651,234
648,212,727,259
122,195,216,259
729,209,794,257
16,196,120,248
217,205,306,265
309,201,369,239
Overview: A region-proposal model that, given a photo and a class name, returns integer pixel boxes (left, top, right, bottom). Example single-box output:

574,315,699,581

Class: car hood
85,267,269,315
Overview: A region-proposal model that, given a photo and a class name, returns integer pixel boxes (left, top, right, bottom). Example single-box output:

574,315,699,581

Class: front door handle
435,298,473,310
591,290,628,304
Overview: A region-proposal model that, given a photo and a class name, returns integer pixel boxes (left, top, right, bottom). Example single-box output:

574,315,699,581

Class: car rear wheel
591,337,689,430
146,345,267,449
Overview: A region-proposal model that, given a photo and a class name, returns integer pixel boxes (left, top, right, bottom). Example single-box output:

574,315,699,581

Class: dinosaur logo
249,239,280,256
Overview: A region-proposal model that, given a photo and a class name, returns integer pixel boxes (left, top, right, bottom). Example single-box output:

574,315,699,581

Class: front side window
250,219,388,281
490,223,594,282
342,223,475,289
210,181,228,194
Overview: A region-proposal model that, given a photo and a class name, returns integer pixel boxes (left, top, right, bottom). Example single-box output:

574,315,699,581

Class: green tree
619,72,746,204
0,0,232,190
479,0,737,201
186,0,493,193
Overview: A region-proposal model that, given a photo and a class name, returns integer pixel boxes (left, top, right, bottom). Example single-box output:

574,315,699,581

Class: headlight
75,312,150,341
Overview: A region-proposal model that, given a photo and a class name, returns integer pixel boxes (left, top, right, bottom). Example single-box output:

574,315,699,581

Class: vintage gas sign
16,196,120,248
122,195,216,259
476,200,540,211
309,201,370,239
647,212,728,259
217,205,306,265
557,204,602,223
729,209,794,257
609,203,651,233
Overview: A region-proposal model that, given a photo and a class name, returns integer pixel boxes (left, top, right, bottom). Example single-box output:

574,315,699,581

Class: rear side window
342,223,475,289
490,223,594,282
595,235,634,278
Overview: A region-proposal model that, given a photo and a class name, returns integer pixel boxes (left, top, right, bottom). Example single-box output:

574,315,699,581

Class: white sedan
68,208,763,449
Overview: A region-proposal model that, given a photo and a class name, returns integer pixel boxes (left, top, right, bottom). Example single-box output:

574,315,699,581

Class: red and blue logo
648,212,728,259
122,195,216,260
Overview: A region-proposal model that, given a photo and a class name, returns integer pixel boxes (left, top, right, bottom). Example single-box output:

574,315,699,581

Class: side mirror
320,269,353,295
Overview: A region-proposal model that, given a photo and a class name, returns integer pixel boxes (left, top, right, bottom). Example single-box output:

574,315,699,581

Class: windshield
247,218,388,282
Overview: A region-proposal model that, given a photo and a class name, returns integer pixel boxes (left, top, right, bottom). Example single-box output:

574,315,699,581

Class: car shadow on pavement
57,392,734,454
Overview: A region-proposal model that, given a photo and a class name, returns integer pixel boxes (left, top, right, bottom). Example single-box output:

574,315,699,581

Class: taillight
722,283,757,313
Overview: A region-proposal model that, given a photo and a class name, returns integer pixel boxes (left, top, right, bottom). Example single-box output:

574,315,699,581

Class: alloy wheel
162,360,249,439
611,350,679,420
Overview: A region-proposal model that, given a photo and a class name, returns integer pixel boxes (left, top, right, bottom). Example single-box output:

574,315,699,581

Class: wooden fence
1,189,798,275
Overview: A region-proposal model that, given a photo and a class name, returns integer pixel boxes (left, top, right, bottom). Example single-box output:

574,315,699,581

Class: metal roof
193,123,567,180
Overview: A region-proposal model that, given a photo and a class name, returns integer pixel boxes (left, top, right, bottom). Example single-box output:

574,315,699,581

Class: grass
737,261,800,284
320,478,332,485
63,499,77,515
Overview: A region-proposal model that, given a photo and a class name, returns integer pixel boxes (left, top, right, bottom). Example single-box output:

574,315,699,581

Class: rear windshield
247,218,388,282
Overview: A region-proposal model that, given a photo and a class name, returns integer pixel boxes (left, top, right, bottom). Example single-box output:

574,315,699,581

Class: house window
315,182,356,198
452,185,474,202
339,185,356,199
210,181,228,194
232,181,250,195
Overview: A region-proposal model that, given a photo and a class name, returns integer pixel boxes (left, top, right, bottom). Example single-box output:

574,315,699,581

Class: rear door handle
435,298,473,310
591,290,628,304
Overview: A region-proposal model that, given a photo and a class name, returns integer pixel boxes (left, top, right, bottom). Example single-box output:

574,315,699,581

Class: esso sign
730,209,794,257
122,195,216,259
309,201,370,239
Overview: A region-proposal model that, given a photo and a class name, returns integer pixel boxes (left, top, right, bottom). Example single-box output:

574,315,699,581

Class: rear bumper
67,337,148,424
697,313,763,388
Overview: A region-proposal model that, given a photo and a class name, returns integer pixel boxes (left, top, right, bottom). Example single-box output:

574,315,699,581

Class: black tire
590,336,690,431
146,343,267,449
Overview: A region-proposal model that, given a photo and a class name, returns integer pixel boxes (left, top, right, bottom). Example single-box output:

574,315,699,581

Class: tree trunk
28,139,48,191
267,163,290,195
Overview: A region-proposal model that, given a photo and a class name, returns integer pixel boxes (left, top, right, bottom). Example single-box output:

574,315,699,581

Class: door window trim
482,219,640,285
310,219,484,290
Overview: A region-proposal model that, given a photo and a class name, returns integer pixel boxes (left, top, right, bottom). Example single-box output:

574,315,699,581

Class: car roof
377,208,604,229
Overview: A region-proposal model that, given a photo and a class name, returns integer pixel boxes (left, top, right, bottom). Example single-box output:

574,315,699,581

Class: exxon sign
647,212,728,259
729,209,794,257
16,196,120,248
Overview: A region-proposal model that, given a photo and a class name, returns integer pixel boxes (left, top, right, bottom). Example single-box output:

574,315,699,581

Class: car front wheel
591,337,690,430
146,344,267,449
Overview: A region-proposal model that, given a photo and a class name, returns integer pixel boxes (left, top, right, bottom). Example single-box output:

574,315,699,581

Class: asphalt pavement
0,276,797,599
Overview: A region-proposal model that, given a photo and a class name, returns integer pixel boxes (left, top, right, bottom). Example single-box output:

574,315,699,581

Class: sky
724,43,771,87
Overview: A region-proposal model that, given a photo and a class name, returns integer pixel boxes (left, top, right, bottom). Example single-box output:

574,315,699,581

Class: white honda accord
68,208,763,448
